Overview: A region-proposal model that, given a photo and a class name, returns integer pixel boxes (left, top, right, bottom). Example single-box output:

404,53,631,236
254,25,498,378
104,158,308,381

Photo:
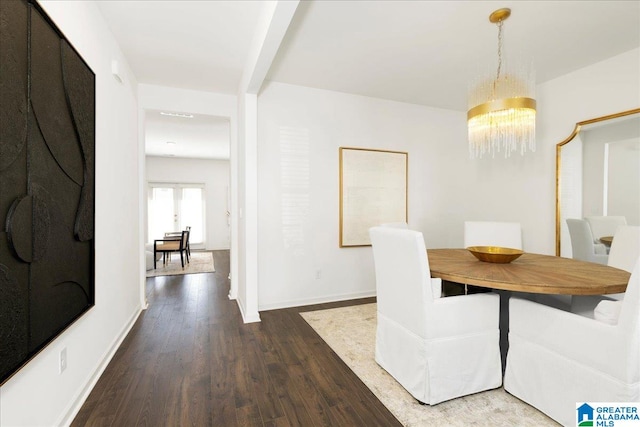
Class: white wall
0,1,142,426
257,82,466,310
256,47,640,311
145,157,231,250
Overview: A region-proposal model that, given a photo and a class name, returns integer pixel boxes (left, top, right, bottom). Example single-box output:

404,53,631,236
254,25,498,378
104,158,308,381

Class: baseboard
236,298,261,323
259,290,377,312
56,306,143,427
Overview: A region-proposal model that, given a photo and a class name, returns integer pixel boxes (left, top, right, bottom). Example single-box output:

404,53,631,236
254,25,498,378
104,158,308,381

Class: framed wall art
0,0,95,385
339,147,408,247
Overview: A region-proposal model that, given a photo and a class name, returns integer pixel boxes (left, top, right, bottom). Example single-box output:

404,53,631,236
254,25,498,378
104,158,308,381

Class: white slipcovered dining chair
566,219,608,265
604,225,640,301
571,225,640,314
369,226,501,404
585,215,627,242
464,221,522,249
608,225,640,273
504,256,640,427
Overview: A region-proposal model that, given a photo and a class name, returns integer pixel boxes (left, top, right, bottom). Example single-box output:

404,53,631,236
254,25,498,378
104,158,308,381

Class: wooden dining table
427,248,630,371
427,248,629,295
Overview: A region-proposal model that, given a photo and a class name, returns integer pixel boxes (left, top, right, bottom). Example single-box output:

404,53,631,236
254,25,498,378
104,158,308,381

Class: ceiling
97,1,262,160
268,1,640,110
145,110,230,160
97,1,640,159
97,1,263,94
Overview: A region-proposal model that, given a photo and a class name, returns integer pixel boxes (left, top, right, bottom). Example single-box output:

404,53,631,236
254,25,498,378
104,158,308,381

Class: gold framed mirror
555,108,640,256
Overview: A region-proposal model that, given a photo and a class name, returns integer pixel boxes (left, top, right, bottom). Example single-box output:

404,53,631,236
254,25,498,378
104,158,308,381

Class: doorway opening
143,109,232,272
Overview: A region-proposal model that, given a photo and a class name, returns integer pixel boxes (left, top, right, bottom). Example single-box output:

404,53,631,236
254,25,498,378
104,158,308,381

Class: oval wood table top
427,248,630,295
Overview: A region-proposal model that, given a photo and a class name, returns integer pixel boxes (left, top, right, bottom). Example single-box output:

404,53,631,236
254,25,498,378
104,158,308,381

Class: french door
148,183,205,245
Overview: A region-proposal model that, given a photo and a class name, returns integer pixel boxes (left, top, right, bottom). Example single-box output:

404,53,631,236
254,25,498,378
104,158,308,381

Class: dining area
359,108,640,425
368,220,639,426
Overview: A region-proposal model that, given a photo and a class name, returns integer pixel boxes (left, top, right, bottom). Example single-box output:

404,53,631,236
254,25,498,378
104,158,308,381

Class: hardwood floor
72,251,400,426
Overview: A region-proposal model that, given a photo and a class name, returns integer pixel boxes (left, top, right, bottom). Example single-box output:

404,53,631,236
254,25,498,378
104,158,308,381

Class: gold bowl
467,246,524,264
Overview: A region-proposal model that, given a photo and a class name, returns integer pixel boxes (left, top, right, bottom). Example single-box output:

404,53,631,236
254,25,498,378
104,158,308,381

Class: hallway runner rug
146,251,215,278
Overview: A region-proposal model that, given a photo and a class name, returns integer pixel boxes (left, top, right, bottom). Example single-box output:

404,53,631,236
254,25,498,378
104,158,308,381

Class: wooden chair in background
185,225,191,258
154,229,190,268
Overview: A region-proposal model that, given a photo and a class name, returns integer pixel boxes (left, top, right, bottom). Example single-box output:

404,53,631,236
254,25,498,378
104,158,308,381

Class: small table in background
599,236,613,247
154,232,183,266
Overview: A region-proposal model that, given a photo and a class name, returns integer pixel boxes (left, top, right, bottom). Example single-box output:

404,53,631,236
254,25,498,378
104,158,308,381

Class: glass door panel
148,184,205,246
148,187,176,241
181,187,204,244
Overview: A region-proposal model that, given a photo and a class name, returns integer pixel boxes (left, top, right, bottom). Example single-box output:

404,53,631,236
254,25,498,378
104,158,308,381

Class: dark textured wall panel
30,4,84,186
0,0,28,173
61,40,95,242
6,195,34,262
0,0,95,385
29,183,90,346
0,0,30,382
0,260,29,382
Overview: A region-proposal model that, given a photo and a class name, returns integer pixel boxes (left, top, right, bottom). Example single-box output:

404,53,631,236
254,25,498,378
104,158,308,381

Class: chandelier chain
496,20,504,81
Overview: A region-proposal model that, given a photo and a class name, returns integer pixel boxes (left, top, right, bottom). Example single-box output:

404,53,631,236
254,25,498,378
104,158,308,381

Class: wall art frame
0,0,96,385
339,147,408,247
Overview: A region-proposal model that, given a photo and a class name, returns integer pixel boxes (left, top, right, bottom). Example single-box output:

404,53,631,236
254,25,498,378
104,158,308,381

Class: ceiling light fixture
468,8,536,158
160,111,194,119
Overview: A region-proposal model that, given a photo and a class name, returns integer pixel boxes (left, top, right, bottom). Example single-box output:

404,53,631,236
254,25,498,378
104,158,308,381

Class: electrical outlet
315,270,321,280
59,347,67,374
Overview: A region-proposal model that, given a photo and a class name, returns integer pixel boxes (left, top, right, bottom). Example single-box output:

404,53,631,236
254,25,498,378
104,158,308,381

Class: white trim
55,307,143,427
138,108,147,309
229,116,239,302
259,290,377,312
236,297,261,323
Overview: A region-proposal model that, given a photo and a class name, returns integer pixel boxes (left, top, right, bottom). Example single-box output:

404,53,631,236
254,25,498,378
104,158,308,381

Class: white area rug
300,303,559,426
146,251,215,278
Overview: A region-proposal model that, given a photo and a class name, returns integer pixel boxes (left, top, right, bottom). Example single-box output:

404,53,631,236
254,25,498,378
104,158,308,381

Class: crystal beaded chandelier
468,8,536,159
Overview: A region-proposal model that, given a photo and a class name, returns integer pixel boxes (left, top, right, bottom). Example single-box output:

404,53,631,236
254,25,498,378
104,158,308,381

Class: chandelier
468,8,536,159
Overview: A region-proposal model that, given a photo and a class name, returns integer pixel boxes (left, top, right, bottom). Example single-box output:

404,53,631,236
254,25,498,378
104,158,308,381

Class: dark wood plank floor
72,251,401,426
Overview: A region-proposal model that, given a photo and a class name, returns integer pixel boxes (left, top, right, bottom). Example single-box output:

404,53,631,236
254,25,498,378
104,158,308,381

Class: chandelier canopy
468,8,536,159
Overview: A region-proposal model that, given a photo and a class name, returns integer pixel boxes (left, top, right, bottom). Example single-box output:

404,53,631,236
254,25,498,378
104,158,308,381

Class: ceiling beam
239,0,299,95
